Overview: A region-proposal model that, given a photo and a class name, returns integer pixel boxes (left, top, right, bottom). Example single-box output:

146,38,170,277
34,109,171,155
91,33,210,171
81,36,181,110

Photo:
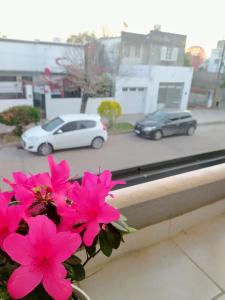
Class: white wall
115,76,149,113
0,40,84,73
0,98,33,112
115,65,193,114
45,94,114,120
0,84,33,112
148,65,193,113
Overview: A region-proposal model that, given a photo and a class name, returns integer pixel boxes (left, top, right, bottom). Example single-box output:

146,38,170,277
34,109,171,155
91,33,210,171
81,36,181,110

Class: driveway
1,123,225,188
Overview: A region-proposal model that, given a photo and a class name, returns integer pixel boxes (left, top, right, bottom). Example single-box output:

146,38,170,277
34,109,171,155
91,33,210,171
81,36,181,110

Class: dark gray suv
134,111,197,140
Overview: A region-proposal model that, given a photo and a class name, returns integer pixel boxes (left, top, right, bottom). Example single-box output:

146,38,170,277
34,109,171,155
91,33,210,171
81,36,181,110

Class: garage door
121,87,146,113
157,82,184,109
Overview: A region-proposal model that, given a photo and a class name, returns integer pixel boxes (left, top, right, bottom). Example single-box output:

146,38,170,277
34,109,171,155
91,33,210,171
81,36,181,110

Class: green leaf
86,244,96,257
85,235,98,257
72,264,86,281
67,255,82,266
99,230,113,257
8,200,20,206
111,217,136,234
111,220,130,233
105,225,122,249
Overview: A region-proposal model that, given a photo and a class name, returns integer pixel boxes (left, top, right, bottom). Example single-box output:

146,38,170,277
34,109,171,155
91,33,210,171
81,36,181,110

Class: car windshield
145,111,168,121
41,117,64,132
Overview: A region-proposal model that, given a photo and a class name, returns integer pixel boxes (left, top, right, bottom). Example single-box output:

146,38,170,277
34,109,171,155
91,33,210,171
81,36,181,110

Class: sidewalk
82,213,225,300
118,109,225,126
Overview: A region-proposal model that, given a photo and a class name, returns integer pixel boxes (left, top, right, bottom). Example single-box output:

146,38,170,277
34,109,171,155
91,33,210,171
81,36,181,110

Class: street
1,123,225,187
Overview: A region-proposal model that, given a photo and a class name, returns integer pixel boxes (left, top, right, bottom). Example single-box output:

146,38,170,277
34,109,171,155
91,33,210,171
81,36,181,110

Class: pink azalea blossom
0,191,23,249
3,172,36,208
3,156,74,215
81,170,125,196
60,183,120,246
4,215,81,300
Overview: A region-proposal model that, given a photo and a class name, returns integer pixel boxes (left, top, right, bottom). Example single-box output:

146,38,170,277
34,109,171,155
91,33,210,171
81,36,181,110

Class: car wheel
153,130,162,140
91,137,104,149
38,143,53,156
187,126,196,136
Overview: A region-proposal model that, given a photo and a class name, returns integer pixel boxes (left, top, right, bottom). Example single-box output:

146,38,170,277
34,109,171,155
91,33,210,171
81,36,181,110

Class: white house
0,38,84,112
208,40,225,73
115,65,193,114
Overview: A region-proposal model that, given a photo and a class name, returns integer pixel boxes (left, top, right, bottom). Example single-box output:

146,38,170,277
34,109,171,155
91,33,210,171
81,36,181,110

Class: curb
198,121,225,126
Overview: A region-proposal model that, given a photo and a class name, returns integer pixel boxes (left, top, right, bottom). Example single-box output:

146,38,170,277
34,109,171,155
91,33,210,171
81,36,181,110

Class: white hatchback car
21,114,107,155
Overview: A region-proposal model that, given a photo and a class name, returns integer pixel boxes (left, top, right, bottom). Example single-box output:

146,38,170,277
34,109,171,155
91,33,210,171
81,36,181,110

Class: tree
98,100,122,128
67,32,97,45
63,41,110,113
95,73,113,97
184,54,191,67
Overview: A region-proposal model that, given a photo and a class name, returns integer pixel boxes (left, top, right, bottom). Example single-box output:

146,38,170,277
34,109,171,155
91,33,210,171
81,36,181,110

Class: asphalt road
1,123,225,188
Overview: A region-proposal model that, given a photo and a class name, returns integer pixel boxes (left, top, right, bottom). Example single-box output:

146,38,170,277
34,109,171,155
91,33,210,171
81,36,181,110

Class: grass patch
108,122,134,134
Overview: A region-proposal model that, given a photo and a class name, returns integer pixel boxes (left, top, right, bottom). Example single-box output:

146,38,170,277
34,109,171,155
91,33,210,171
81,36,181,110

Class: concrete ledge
110,163,225,229
82,164,225,274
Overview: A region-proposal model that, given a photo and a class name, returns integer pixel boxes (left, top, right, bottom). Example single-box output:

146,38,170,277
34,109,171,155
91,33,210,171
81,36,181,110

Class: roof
59,114,100,122
0,38,84,48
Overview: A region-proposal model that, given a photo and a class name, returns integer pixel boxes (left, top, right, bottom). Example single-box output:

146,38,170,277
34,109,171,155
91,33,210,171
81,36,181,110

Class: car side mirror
55,129,63,135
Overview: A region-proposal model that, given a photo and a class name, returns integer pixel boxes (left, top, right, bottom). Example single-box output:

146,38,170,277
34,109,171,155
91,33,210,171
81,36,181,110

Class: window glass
60,121,78,132
77,120,96,129
42,117,64,132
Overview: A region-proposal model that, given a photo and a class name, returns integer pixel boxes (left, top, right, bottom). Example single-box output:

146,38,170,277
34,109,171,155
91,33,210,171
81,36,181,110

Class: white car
21,114,107,155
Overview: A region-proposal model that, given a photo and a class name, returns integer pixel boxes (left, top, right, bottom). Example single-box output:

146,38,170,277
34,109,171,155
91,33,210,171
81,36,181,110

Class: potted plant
0,156,134,300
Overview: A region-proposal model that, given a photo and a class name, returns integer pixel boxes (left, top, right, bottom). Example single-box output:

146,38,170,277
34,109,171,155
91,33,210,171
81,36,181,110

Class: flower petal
43,263,72,300
7,265,42,299
28,215,56,245
98,204,120,224
83,221,100,246
14,185,34,208
6,205,23,232
3,233,33,265
52,232,81,262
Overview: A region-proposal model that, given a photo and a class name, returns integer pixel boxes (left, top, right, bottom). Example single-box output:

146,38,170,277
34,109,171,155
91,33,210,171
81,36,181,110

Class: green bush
98,100,122,128
0,105,41,136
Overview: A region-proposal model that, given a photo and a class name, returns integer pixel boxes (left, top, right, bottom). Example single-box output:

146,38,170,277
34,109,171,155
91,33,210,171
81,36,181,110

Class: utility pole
213,40,225,107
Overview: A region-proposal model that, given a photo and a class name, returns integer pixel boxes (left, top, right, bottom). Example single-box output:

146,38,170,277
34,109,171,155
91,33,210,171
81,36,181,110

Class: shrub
98,100,122,128
0,105,41,136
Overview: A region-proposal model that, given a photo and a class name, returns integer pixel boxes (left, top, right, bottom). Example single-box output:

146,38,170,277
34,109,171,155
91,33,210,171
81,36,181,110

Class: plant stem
82,249,101,267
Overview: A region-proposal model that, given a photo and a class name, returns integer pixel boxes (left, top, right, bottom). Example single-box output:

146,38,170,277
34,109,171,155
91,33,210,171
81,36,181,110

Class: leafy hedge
0,106,41,136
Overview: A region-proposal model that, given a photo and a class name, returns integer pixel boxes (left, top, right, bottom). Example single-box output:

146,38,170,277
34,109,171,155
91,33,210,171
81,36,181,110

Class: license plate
135,129,140,134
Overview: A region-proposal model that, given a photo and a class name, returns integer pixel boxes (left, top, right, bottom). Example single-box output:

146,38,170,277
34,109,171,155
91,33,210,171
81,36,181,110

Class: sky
0,0,225,56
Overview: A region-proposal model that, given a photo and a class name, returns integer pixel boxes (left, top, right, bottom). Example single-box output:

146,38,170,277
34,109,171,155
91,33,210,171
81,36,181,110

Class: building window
214,59,220,64
122,88,128,91
129,88,136,91
0,76,17,82
124,45,130,57
135,45,141,57
161,47,179,61
165,47,173,60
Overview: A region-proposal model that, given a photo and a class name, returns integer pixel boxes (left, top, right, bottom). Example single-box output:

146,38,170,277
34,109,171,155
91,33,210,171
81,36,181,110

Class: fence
45,95,114,120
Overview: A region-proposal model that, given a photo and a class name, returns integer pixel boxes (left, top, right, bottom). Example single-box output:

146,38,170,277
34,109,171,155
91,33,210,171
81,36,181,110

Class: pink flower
47,155,74,206
4,215,81,300
3,156,74,215
3,172,36,208
82,170,125,196
0,191,23,249
61,183,120,246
